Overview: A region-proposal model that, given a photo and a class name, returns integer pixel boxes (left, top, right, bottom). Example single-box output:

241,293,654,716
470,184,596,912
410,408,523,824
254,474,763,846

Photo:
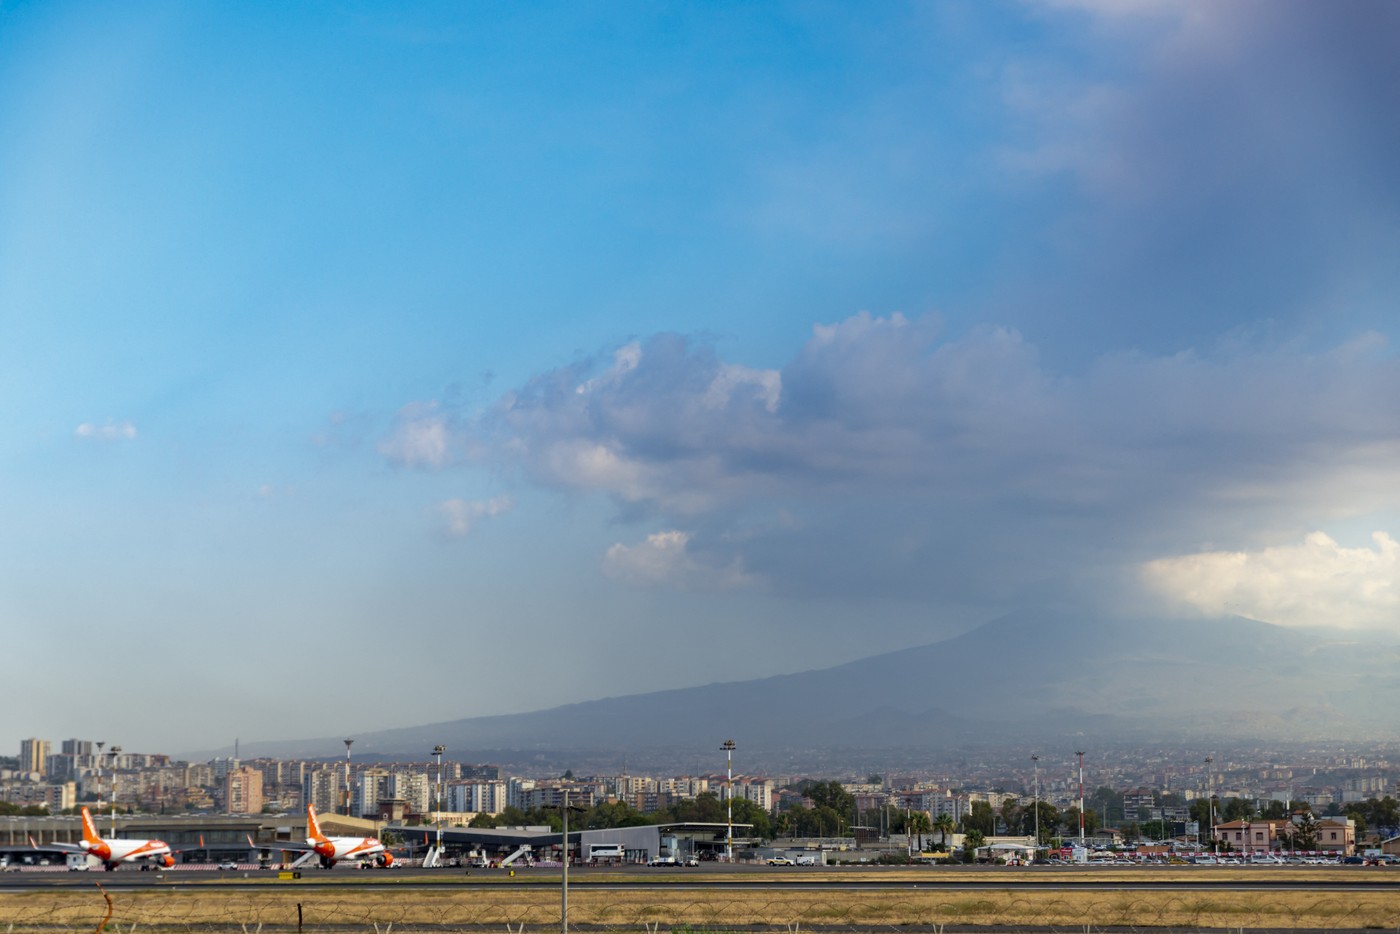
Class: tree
1221,797,1255,822
802,781,854,817
1140,819,1172,841
1348,796,1399,837
1293,811,1319,851
963,800,995,836
1341,806,1368,836
1088,787,1122,826
1000,798,1023,836
1025,801,1059,844
962,829,985,862
906,811,932,850
933,813,955,851
1062,807,1099,838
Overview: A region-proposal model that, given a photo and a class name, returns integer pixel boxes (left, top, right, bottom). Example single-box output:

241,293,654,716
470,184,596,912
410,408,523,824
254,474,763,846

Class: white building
447,780,507,815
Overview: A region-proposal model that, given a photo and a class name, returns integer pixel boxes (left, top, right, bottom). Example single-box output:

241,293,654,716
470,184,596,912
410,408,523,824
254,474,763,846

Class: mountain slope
234,612,1400,761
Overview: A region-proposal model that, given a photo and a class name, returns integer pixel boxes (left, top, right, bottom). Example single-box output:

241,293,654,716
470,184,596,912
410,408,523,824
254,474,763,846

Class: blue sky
3,1,1398,755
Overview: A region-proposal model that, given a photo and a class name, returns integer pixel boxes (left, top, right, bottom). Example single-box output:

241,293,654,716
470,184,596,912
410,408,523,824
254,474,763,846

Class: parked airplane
250,805,393,868
41,806,174,870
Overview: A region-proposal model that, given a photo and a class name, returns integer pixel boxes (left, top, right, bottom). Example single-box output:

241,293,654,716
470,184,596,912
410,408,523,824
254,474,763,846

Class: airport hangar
2,812,753,865
387,821,755,863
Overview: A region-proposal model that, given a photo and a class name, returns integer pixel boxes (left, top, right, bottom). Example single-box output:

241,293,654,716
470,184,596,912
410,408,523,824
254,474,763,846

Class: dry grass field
1,869,1397,932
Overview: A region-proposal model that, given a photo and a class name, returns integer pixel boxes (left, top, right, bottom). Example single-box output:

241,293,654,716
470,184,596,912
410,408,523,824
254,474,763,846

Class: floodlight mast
1031,755,1040,851
95,742,105,827
561,787,570,934
1075,750,1086,848
1205,756,1215,856
344,739,354,817
433,745,446,852
109,745,122,836
722,740,736,863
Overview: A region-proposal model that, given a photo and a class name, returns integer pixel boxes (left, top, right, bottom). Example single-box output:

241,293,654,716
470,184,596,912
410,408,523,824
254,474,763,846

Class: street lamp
721,740,736,863
343,739,354,817
1204,756,1215,857
1031,755,1040,852
549,788,585,934
1075,750,1086,848
95,742,105,819
432,745,446,856
109,746,122,835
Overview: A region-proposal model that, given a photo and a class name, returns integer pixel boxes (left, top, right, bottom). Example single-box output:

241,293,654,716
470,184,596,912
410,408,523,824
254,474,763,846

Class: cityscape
5,736,1398,862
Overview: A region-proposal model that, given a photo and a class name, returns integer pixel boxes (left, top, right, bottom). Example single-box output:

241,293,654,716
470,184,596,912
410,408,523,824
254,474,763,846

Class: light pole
109,746,122,835
721,740,736,863
432,745,446,856
1204,756,1215,857
552,787,583,934
1031,754,1040,852
1075,750,1086,848
343,739,354,817
95,741,105,820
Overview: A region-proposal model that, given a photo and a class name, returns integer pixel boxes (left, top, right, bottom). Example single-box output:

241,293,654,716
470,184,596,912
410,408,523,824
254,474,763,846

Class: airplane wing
247,835,314,853
31,836,84,854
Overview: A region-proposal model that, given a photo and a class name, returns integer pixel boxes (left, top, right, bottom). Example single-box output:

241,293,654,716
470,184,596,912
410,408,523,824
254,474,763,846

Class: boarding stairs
500,844,532,867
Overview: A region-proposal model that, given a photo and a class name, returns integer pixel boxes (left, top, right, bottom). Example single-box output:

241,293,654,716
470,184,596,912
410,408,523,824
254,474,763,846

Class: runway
3,863,1396,892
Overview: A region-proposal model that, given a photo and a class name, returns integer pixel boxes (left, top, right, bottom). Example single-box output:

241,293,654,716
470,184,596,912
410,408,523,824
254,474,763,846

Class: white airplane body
252,805,393,868
43,807,174,870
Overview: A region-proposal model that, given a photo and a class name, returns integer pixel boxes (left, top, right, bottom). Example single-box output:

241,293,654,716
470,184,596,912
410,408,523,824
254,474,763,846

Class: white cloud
379,402,451,468
436,495,513,539
1141,531,1400,631
383,316,1400,603
603,530,760,591
74,419,137,441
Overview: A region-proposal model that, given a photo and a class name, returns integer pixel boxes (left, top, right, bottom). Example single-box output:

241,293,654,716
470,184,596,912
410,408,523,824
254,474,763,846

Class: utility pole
109,745,122,836
561,787,570,934
721,740,736,863
551,787,582,934
432,745,446,855
1075,750,1086,848
95,741,105,824
1205,756,1215,857
1032,754,1040,852
343,739,354,817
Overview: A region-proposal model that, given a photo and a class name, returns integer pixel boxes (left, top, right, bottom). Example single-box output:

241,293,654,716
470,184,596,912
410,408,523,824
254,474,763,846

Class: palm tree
933,812,955,851
907,812,932,851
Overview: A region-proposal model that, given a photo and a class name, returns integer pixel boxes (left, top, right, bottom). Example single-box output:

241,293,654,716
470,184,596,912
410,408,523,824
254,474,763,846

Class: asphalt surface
2,863,1397,892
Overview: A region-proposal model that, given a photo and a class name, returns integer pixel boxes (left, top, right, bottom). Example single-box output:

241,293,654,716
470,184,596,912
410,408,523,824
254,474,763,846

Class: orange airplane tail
307,804,328,843
79,807,103,845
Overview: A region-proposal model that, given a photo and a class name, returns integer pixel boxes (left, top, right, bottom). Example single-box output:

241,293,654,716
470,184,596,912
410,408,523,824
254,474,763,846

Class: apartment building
225,766,264,815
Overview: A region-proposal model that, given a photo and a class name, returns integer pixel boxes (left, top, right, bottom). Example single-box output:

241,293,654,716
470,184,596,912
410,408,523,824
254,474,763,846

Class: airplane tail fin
307,804,328,843
80,806,102,845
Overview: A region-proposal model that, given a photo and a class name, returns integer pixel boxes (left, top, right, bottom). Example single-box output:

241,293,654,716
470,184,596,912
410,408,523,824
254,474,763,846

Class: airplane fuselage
312,835,386,865
82,836,173,865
